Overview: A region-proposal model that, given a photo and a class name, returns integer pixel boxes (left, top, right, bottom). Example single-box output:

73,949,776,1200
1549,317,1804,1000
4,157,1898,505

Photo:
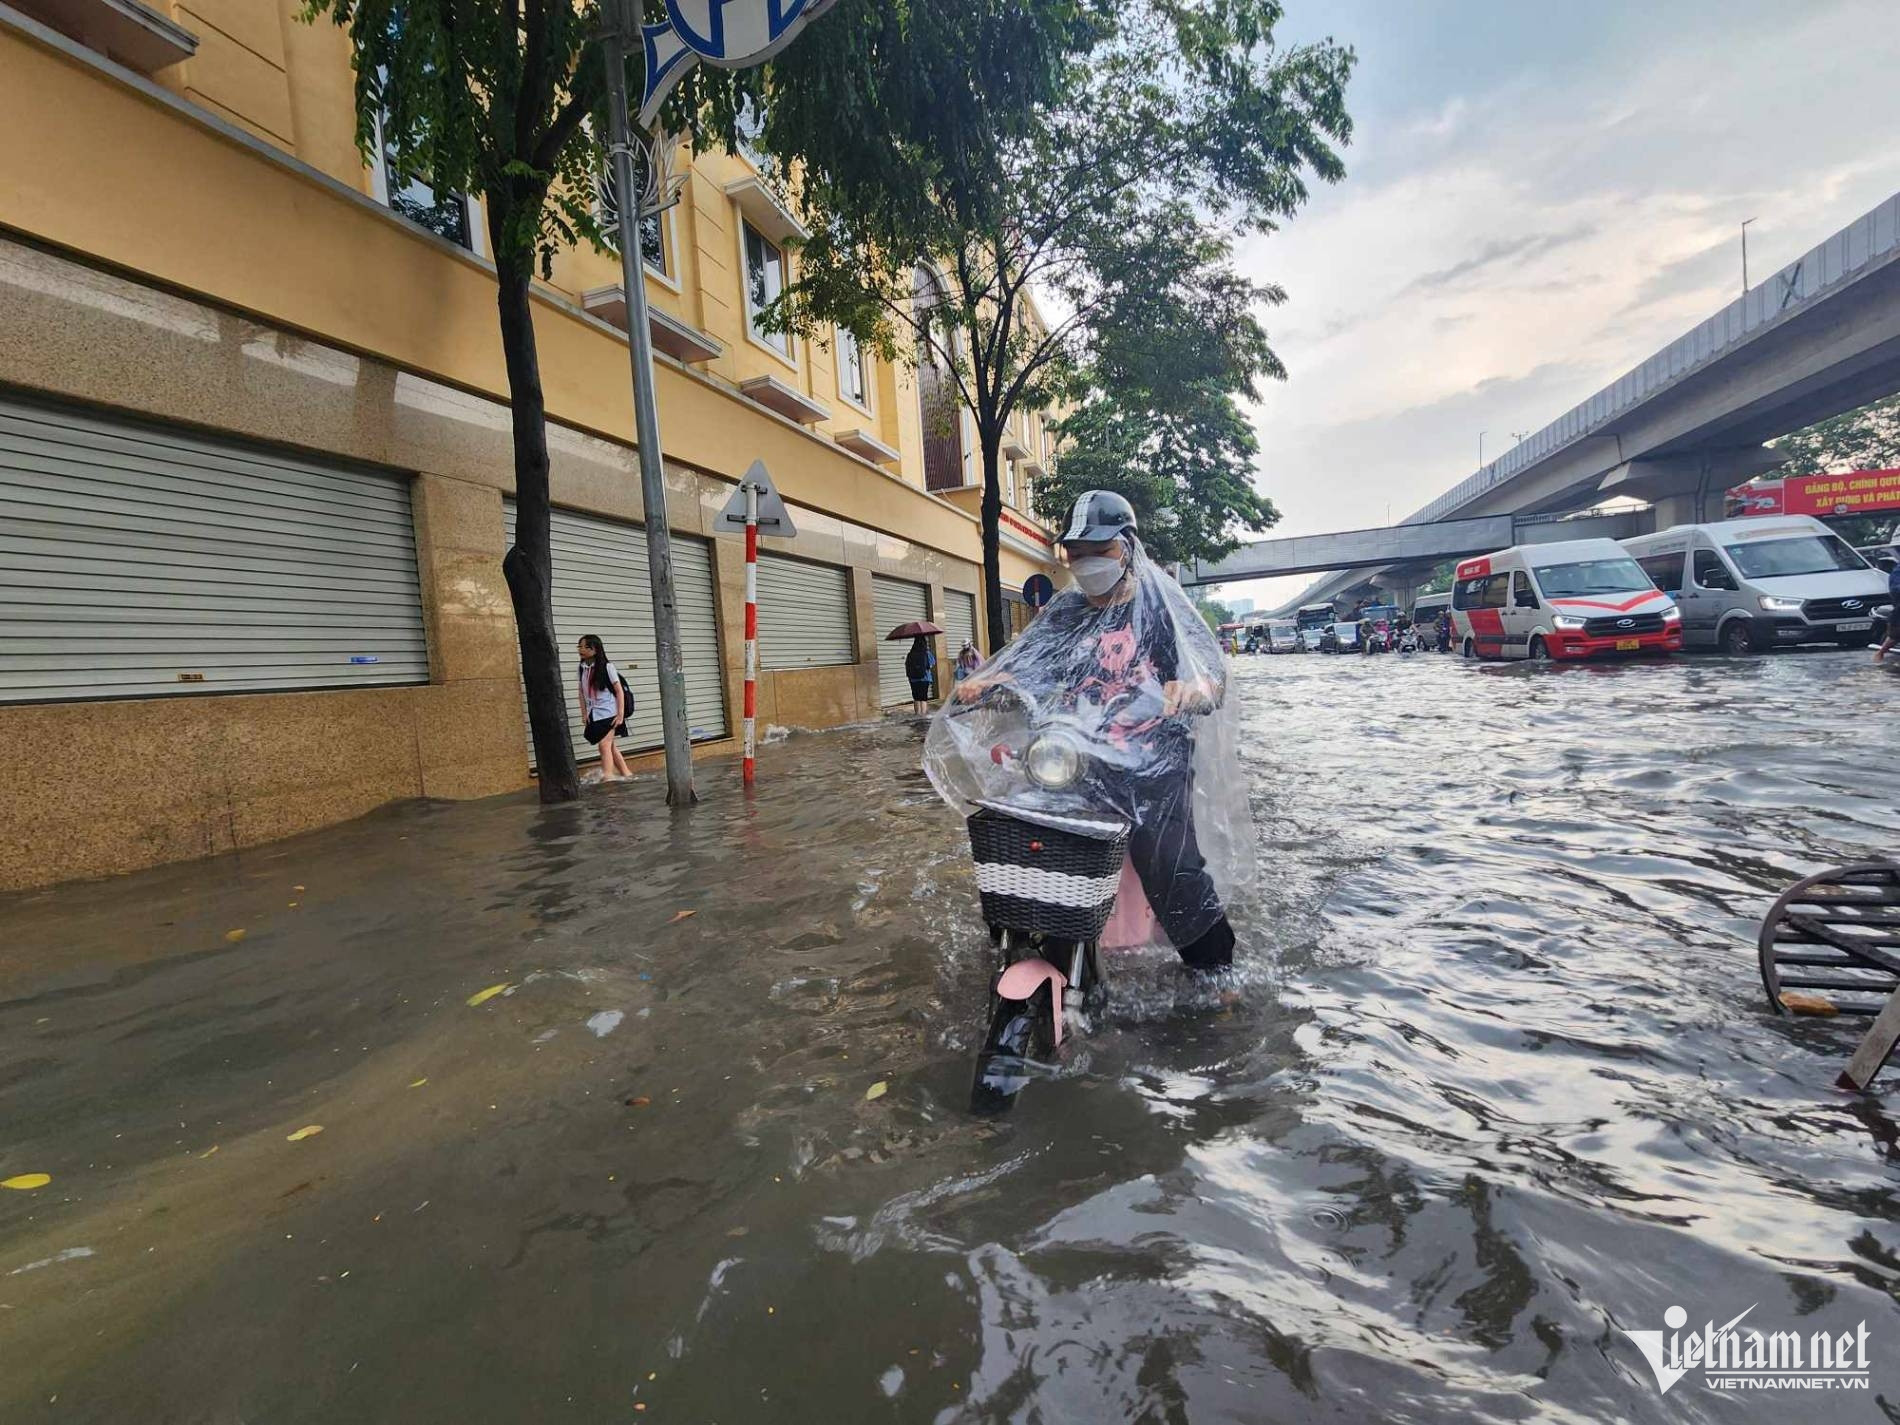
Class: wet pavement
3,648,1900,1423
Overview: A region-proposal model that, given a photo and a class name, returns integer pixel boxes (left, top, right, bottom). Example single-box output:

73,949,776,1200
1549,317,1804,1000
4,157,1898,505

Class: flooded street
3,649,1900,1422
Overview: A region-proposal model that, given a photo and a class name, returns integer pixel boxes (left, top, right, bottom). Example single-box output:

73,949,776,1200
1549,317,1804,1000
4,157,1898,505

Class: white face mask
1069,554,1127,597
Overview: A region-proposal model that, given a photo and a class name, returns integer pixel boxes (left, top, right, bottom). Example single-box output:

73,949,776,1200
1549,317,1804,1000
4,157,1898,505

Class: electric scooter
956,686,1147,1112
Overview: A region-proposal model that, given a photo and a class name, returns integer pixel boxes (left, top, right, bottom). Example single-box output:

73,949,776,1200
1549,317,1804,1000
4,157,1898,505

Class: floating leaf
199,1145,219,1159
465,983,512,1007
626,1095,651,1108
286,1125,324,1142
288,902,300,909
293,885,306,892
1780,991,1839,1016
409,1078,428,1089
864,1081,888,1102
667,910,697,925
1,1173,51,1191
223,929,246,944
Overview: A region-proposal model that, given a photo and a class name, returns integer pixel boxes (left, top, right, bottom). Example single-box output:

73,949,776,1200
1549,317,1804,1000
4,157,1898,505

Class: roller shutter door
757,554,854,670
504,501,727,763
942,588,977,659
0,394,427,703
872,574,931,706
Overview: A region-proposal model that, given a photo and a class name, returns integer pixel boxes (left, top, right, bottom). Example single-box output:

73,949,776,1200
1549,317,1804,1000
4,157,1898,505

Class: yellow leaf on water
1,1173,51,1191
293,885,306,892
199,1145,219,1159
864,1081,888,1102
667,910,697,925
409,1078,428,1088
1780,991,1839,1017
465,983,512,1007
286,1125,324,1142
223,929,246,944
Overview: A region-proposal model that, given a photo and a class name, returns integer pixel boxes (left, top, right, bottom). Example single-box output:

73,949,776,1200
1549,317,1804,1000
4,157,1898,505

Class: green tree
1771,392,1900,475
1031,240,1282,566
1194,596,1235,633
767,0,1353,648
303,0,1087,799
1770,393,1900,544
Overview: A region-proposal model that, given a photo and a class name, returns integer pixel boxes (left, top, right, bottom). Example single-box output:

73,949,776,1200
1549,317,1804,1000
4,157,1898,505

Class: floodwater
3,649,1899,1423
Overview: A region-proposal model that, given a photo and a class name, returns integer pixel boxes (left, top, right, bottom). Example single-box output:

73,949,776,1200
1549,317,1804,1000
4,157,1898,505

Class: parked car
1329,620,1362,653
1450,538,1682,661
1625,515,1890,653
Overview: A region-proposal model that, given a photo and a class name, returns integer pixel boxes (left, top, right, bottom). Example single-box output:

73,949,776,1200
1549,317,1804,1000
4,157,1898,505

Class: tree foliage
763,0,1354,646
1771,392,1900,475
1031,228,1282,566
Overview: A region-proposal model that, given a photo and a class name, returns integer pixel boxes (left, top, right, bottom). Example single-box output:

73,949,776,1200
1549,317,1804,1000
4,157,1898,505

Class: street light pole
1741,216,1756,294
602,9,696,805
1478,430,1487,467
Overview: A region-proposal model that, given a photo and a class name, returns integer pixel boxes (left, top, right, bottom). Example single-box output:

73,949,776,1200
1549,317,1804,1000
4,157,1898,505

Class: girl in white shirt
576,634,632,782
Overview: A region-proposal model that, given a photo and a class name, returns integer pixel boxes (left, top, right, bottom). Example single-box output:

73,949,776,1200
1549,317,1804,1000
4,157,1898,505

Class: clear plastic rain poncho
924,535,1254,950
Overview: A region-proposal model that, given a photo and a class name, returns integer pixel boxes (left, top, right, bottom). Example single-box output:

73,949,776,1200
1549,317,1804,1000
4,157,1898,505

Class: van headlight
1758,596,1803,612
1553,614,1586,630
1024,732,1083,789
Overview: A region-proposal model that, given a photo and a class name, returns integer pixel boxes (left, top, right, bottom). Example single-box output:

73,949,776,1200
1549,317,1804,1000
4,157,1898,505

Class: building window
595,162,668,277
836,328,869,408
743,222,790,356
371,104,478,253
914,266,964,492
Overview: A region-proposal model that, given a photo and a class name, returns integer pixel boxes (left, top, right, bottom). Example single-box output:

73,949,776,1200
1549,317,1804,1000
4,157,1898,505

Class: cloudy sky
1219,0,1900,612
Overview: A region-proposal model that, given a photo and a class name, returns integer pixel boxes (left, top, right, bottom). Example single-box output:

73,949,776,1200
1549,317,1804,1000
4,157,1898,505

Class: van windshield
1722,534,1866,579
1530,557,1653,598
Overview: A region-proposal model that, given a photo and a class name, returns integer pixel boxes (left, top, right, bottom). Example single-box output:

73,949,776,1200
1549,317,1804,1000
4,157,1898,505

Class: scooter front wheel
970,977,1058,1114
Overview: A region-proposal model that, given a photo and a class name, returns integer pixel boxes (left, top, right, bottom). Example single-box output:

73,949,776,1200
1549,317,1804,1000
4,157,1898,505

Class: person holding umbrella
886,619,943,715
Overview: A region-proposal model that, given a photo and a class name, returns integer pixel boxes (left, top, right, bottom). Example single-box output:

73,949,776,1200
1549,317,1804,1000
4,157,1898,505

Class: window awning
835,429,900,465
739,374,830,426
724,177,809,245
15,0,197,72
581,287,722,365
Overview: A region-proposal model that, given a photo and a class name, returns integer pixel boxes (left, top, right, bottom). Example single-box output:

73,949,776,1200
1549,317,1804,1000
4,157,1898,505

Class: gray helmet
1060,489,1138,545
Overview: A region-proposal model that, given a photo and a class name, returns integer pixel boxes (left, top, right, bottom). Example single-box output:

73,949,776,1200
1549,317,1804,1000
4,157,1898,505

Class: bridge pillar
1598,447,1783,526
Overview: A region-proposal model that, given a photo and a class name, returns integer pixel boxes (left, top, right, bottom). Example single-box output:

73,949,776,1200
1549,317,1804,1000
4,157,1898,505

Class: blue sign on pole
640,0,842,127
1022,574,1055,609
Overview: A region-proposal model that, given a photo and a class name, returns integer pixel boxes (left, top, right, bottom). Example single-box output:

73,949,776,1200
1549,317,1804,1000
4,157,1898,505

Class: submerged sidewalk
0,722,1004,1422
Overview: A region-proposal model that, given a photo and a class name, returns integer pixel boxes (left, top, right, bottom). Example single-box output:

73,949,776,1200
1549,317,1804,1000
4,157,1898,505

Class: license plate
1836,620,1873,632
1616,638,1641,651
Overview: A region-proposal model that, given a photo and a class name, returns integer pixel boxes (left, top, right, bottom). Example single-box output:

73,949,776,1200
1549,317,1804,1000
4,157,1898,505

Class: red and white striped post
742,479,759,786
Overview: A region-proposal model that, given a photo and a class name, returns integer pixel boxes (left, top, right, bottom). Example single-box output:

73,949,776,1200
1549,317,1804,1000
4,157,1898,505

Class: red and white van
1450,538,1682,661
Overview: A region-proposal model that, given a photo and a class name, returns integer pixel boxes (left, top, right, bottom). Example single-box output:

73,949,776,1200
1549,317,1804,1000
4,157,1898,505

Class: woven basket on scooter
967,808,1130,941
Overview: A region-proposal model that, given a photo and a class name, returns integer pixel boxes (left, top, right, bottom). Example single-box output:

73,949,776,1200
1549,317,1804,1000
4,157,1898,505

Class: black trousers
1126,771,1235,969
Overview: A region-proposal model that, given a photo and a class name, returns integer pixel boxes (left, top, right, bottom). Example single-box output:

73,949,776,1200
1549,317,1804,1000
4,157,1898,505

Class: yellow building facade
0,0,1063,889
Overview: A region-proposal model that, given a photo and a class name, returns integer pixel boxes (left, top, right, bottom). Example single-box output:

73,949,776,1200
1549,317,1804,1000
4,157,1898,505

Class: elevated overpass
1246,190,1900,616
1183,509,1651,586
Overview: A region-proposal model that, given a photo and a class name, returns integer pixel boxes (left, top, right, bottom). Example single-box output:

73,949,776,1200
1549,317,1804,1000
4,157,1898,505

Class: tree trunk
494,249,581,803
979,434,1008,652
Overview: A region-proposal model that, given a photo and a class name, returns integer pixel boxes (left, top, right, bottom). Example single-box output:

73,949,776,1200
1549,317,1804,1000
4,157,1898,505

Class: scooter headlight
1024,732,1083,789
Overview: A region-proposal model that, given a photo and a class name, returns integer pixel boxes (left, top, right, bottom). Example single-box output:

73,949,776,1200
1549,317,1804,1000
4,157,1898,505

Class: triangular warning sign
715,459,797,537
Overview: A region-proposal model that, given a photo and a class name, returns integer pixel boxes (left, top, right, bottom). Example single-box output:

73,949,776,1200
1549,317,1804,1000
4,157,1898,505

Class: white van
1622,515,1889,654
1449,537,1682,661
1266,619,1301,653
